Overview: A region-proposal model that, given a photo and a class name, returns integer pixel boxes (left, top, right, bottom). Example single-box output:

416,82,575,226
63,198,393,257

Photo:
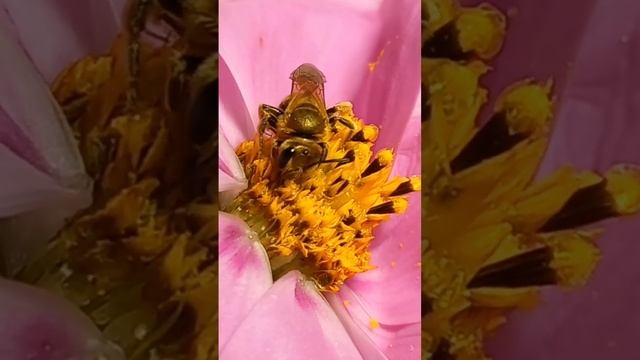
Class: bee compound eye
302,148,310,156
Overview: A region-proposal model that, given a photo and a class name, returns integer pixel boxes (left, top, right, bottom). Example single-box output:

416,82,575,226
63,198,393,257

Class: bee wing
290,63,327,108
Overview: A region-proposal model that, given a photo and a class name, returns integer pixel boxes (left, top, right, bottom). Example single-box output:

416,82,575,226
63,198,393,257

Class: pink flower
0,1,126,357
0,278,124,359
472,0,640,358
218,0,421,358
0,0,128,272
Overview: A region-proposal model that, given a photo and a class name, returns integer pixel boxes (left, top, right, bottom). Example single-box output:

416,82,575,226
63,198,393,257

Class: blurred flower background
481,0,640,358
1,0,217,359
0,1,128,358
425,0,640,358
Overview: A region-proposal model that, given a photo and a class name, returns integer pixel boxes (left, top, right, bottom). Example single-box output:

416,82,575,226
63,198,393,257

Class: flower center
226,102,420,292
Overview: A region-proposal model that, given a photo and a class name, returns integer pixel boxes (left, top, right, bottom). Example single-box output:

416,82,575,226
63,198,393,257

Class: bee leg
328,113,356,130
126,0,153,108
258,104,282,134
319,156,354,166
278,95,292,110
311,146,354,167
326,147,355,166
258,104,282,157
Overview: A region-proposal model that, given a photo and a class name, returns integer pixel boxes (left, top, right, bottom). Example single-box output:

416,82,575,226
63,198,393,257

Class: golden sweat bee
229,64,420,292
258,63,355,178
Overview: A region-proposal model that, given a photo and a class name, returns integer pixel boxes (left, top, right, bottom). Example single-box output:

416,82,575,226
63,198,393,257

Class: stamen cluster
229,102,420,291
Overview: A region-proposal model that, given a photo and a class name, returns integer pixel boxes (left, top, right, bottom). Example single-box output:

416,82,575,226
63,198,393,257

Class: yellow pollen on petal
229,103,419,292
368,49,385,72
369,318,380,330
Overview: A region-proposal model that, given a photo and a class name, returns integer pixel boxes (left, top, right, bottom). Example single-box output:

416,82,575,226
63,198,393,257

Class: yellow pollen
368,49,386,72
229,102,420,292
369,318,380,330
343,299,351,306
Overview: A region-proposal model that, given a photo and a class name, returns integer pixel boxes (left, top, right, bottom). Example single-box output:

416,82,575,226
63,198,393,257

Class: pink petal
0,27,88,184
218,131,248,208
328,286,421,360
0,278,124,359
352,0,421,150
326,294,389,360
489,1,640,358
220,271,362,360
330,104,420,336
337,192,421,326
220,0,387,128
0,0,126,82
0,23,91,273
0,145,89,273
391,97,421,177
0,105,47,174
540,0,640,174
219,56,259,148
219,212,273,349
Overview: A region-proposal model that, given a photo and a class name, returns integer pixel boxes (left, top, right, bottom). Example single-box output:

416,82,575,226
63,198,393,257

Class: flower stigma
225,67,420,292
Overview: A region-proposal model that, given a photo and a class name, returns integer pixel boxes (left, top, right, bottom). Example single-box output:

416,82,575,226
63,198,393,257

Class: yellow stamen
456,5,506,59
228,102,420,292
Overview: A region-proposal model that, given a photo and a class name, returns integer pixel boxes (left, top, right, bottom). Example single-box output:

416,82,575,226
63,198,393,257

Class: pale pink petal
0,25,87,184
0,105,46,173
328,288,421,359
352,0,421,150
0,145,89,273
220,0,386,125
382,322,421,359
219,56,258,148
219,130,247,195
219,212,273,350
0,278,124,359
0,0,126,82
391,95,421,177
326,294,389,360
0,23,91,273
221,271,362,360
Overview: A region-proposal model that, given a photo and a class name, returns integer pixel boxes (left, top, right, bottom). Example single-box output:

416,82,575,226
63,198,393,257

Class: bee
258,63,354,178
